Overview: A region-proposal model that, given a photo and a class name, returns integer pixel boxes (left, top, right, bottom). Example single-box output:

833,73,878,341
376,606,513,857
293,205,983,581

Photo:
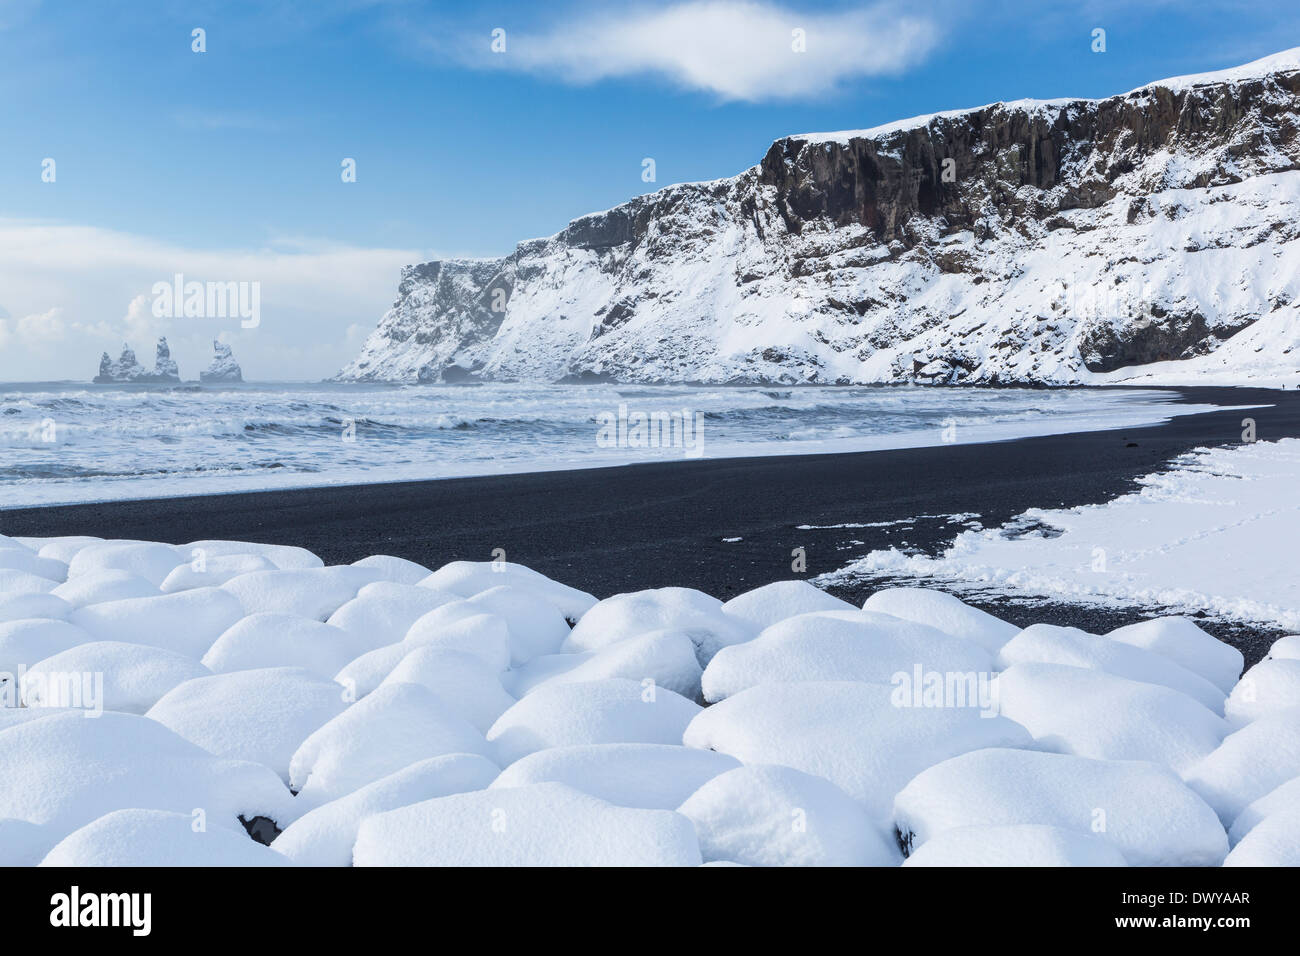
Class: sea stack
200,340,243,383
92,337,182,383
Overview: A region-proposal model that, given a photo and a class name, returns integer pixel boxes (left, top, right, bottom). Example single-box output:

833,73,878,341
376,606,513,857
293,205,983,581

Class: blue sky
1,0,1298,380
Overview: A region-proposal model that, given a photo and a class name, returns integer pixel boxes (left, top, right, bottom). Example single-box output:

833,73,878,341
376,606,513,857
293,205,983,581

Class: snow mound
0,818,54,866
488,678,702,766
678,764,899,866
721,581,856,631
146,667,348,782
353,782,701,866
902,824,1129,867
997,623,1225,714
0,548,67,582
1106,617,1243,694
160,553,277,592
69,588,245,658
289,681,493,808
40,809,292,867
1228,776,1300,844
701,610,993,703
996,663,1226,772
0,592,72,623
684,680,1031,824
351,554,432,585
491,743,739,809
1225,658,1300,726
862,588,1019,654
66,541,185,588
271,753,499,866
328,582,460,650
221,566,385,620
377,647,516,733
22,641,210,713
456,585,571,666
0,569,57,595
1223,805,1300,866
564,588,756,665
506,629,703,701
203,613,366,680
0,711,296,838
51,570,158,607
1267,635,1300,661
895,748,1227,866
420,560,597,621
0,619,94,695
186,539,323,570
34,535,102,564
403,610,513,672
1183,707,1300,824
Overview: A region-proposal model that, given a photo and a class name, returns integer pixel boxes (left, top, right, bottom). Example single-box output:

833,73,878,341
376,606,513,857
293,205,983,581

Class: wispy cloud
445,0,942,102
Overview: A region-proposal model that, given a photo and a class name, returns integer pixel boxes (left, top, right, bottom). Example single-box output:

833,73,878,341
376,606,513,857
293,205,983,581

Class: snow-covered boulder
67,541,185,588
1266,635,1300,661
0,819,55,866
353,783,701,866
376,647,516,733
203,613,366,680
0,619,94,687
271,753,499,866
51,570,158,607
1224,658,1300,726
328,582,460,650
678,764,899,867
995,663,1227,772
487,678,701,766
40,809,289,867
454,585,571,666
0,548,67,582
894,748,1227,866
720,581,856,631
160,552,277,592
69,588,245,658
563,588,755,665
902,824,1129,867
351,555,431,586
997,623,1225,714
1183,707,1300,824
289,681,493,808
701,610,993,704
402,610,513,671
862,587,1019,654
1228,776,1300,844
0,592,72,623
221,566,385,620
684,680,1031,824
491,743,739,810
22,641,210,713
185,540,323,571
33,536,102,564
0,711,297,838
1106,617,1243,694
505,629,703,701
420,560,597,622
1223,805,1300,866
146,667,348,782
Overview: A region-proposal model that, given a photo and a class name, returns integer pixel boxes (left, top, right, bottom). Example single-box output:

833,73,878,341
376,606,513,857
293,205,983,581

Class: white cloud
0,219,436,382
462,1,942,101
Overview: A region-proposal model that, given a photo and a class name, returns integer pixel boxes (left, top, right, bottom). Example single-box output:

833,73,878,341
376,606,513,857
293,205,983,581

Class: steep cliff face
339,49,1300,386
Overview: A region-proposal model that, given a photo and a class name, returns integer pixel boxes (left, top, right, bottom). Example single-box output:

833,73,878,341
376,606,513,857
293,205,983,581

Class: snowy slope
339,49,1300,386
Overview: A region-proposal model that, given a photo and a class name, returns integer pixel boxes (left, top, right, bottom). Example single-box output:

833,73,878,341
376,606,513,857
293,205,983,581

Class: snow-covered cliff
339,49,1300,386
94,338,182,384
199,340,243,383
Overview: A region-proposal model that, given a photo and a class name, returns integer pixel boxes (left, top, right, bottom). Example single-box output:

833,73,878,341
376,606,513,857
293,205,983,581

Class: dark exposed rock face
339,52,1300,385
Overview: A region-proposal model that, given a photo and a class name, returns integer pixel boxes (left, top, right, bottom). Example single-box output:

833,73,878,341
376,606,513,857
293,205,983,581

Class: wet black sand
4,385,1297,665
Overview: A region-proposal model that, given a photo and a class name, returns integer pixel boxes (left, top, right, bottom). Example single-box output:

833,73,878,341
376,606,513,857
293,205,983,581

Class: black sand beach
5,385,1298,664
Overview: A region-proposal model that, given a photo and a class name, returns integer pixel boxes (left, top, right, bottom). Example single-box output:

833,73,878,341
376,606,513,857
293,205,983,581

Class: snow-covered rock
0,619,93,685
491,743,739,810
22,641,210,713
67,541,184,588
289,681,493,807
0,592,72,623
185,540,323,571
41,809,289,867
69,588,245,658
720,581,857,631
1228,776,1300,844
203,613,366,680
351,554,431,586
487,678,702,766
221,566,385,620
1105,617,1244,695
271,753,499,866
678,764,899,866
160,553,277,592
504,629,704,701
402,609,513,671
1224,658,1300,726
51,570,159,607
901,824,1129,867
353,782,702,866
1267,635,1300,661
701,609,993,703
1223,805,1300,866
420,560,597,621
997,623,1226,714
861,588,1019,654
564,588,755,665
146,667,348,782
376,647,516,733
94,338,180,384
895,748,1228,866
684,680,1031,824
1183,707,1300,824
329,582,461,651
995,663,1227,772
